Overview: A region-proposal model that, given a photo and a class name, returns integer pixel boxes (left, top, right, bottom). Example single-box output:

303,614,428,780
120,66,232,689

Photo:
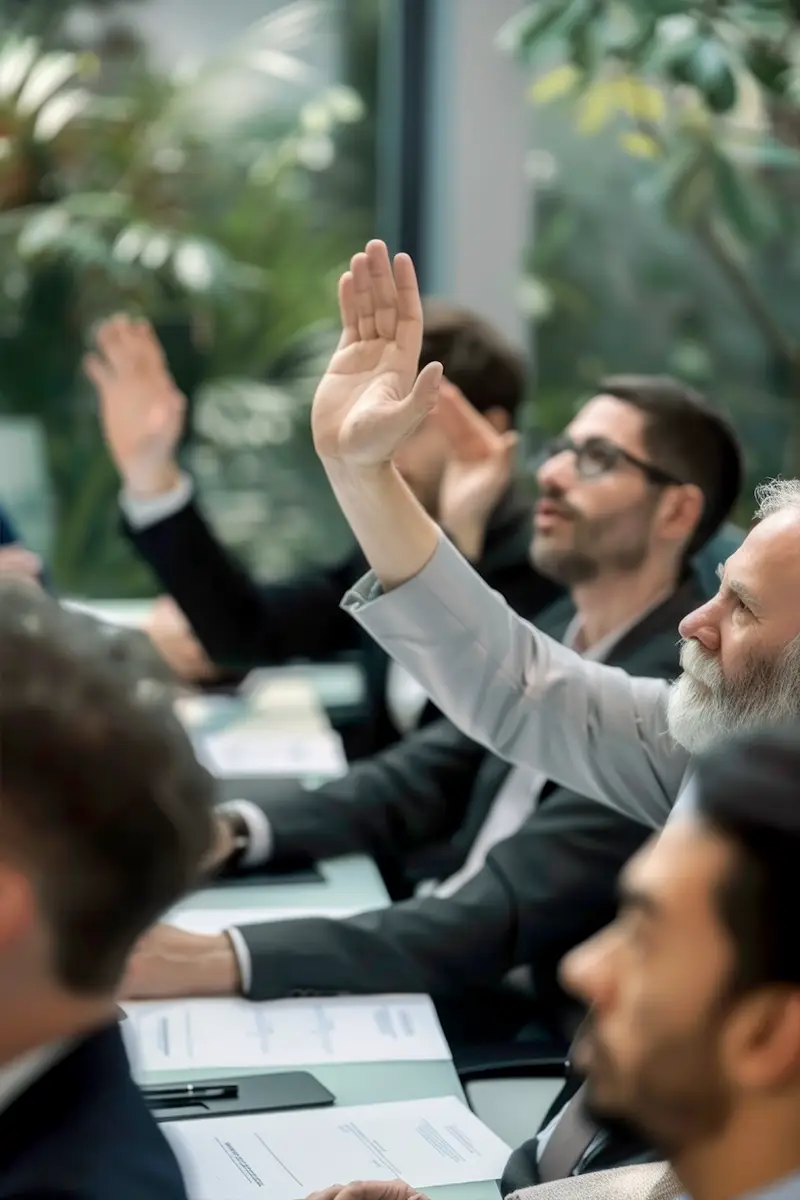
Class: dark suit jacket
0,1024,187,1200
237,575,705,1042
0,503,19,547
124,486,562,758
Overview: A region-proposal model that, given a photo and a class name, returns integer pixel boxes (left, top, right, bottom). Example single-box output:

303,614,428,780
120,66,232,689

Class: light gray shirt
340,533,696,830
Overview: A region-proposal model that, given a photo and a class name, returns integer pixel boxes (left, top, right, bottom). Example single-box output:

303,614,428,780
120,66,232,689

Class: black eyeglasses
530,434,685,487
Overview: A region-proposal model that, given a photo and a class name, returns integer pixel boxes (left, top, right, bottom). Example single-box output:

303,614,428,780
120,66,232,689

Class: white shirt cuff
226,926,253,995
218,800,274,868
120,471,194,529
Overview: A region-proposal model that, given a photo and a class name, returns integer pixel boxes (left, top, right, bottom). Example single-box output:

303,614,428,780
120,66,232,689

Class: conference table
138,867,502,1200
70,598,503,1197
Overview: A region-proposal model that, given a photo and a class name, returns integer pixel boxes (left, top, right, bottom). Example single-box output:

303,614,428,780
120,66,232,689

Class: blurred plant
501,0,800,474
0,1,373,593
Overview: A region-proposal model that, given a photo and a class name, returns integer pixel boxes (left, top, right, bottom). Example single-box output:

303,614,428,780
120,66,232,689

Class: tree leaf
496,1,570,58
744,40,792,95
725,138,800,171
575,79,620,132
529,64,582,104
615,76,665,122
619,130,662,158
686,37,738,113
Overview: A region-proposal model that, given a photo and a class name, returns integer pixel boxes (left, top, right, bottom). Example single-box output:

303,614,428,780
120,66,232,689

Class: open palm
312,240,443,466
85,316,186,492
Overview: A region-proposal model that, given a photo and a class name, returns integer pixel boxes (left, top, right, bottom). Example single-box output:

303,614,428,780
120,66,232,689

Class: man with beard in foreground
294,724,800,1200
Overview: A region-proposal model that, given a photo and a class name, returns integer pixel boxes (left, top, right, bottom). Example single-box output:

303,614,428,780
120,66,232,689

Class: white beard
666,670,730,755
667,637,800,755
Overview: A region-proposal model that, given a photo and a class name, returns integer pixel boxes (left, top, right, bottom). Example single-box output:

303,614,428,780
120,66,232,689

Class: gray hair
754,477,800,520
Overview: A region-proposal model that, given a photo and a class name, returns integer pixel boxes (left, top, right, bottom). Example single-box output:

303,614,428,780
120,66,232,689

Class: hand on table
306,1181,428,1200
0,544,43,582
122,924,241,1000
145,595,219,683
435,382,518,561
85,315,186,498
311,240,443,469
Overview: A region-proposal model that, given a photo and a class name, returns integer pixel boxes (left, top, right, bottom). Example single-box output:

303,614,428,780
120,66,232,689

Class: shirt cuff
226,926,252,995
218,800,274,868
120,471,194,529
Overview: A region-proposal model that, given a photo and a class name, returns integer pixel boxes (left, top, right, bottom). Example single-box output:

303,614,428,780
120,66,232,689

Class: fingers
303,1187,345,1200
433,382,501,460
338,272,359,348
91,314,162,382
403,361,443,433
83,352,113,394
0,546,42,578
392,251,423,349
337,241,423,355
351,252,376,341
365,240,397,341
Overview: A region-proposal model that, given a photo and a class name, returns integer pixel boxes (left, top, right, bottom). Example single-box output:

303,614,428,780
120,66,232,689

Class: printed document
122,994,451,1071
166,906,363,935
165,1095,511,1200
198,729,345,778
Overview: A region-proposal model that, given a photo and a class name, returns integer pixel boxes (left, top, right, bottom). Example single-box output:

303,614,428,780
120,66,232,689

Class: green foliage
0,2,376,594
502,0,800,485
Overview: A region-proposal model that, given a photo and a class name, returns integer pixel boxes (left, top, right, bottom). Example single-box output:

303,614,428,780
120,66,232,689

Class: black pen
142,1083,239,1102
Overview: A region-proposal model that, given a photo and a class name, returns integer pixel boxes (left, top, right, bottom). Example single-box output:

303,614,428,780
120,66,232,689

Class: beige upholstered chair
509,1162,682,1200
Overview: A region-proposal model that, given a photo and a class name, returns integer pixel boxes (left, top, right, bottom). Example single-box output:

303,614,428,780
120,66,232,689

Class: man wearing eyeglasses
124,343,740,1080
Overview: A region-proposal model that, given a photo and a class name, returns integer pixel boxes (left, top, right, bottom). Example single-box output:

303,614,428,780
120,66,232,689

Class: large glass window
0,0,379,595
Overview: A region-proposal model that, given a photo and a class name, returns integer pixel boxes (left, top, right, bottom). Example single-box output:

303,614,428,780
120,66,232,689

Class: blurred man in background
0,580,215,1199
87,307,560,757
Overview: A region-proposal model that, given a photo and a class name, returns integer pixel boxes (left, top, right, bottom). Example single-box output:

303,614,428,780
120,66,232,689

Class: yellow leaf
528,64,581,104
576,80,618,133
618,131,661,158
616,76,665,122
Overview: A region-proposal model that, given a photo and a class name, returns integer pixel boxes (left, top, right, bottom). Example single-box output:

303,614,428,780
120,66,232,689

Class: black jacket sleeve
260,718,489,867
124,499,360,669
238,785,652,1002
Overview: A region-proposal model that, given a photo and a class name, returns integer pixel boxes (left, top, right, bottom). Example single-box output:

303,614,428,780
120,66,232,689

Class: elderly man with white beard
307,240,800,832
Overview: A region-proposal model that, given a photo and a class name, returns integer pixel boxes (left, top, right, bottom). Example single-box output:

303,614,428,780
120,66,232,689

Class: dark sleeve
259,718,489,866
0,503,19,545
238,785,652,1001
123,500,359,668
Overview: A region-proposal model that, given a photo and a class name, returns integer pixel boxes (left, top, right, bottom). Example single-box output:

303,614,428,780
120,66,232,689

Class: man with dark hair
121,365,740,1053
88,313,553,758
590,375,741,557
544,725,800,1200
0,580,215,1199
307,726,800,1200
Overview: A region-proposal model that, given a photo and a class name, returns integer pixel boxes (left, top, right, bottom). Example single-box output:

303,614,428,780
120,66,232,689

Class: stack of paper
165,1095,512,1200
122,994,451,1072
197,728,346,779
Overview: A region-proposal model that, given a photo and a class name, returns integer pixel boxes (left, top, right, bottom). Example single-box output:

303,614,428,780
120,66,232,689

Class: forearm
322,459,438,592
244,884,516,1002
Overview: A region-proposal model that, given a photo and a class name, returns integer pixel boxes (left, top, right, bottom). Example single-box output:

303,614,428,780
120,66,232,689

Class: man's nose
678,597,722,653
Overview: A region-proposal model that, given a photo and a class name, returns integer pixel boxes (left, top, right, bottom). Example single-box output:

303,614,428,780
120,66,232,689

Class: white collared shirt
0,1042,65,1116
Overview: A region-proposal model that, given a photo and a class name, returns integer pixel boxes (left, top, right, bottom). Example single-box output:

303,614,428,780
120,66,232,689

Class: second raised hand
311,240,443,469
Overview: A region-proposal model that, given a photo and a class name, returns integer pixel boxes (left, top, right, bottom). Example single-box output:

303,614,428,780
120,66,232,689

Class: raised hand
85,316,186,497
312,240,443,468
435,382,518,561
0,544,43,583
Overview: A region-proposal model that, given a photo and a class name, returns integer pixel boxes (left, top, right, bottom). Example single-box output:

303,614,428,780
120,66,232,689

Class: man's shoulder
0,1027,186,1200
